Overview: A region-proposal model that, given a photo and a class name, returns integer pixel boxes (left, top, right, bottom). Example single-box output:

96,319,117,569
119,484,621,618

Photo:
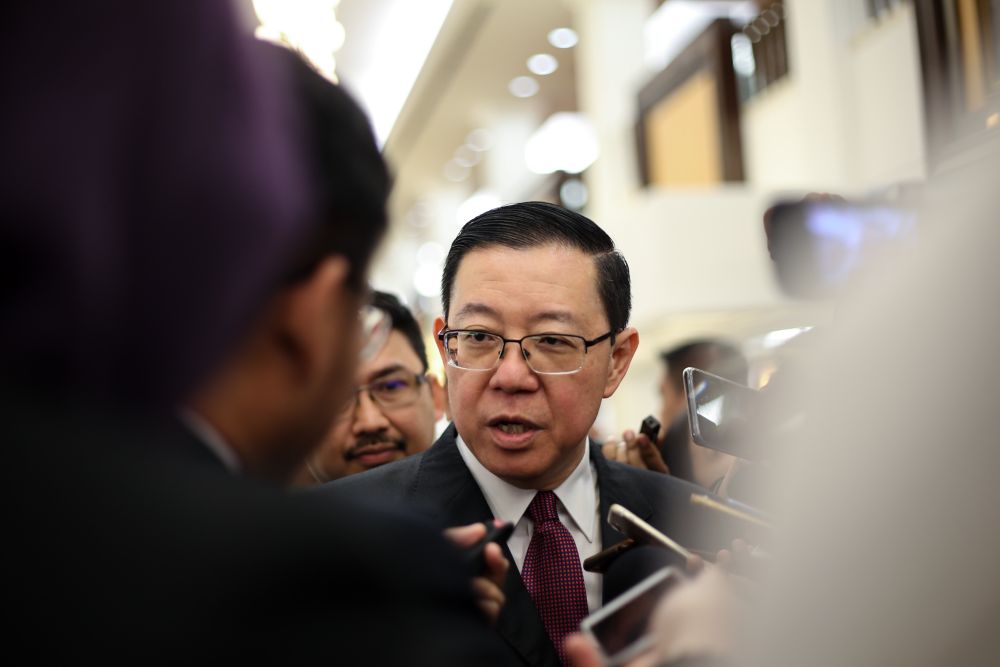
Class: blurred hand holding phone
463,520,514,575
607,504,695,564
600,416,669,474
580,566,684,666
683,367,764,461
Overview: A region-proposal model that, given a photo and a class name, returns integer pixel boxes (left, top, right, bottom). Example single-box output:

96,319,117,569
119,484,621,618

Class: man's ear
603,327,639,398
274,256,351,385
433,315,449,368
428,373,448,421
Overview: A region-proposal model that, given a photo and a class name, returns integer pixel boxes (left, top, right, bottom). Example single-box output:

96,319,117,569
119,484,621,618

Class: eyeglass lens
337,372,424,418
445,332,585,373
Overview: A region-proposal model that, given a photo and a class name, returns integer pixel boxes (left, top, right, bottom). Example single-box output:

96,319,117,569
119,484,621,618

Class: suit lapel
590,442,657,605
407,425,560,667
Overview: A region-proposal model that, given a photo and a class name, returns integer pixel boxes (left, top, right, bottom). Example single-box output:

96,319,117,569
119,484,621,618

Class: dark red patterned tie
521,491,589,665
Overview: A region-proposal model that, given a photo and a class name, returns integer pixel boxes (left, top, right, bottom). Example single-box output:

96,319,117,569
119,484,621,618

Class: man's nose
488,341,540,392
351,391,391,433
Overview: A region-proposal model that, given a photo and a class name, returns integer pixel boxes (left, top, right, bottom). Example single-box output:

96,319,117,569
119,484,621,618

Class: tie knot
527,490,560,523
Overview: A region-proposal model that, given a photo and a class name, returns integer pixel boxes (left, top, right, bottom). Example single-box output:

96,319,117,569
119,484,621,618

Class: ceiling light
548,27,578,49
559,178,589,210
643,0,756,72
454,145,481,167
524,112,599,175
443,160,470,182
251,0,346,81
509,76,539,98
527,53,558,76
466,128,494,151
335,0,454,146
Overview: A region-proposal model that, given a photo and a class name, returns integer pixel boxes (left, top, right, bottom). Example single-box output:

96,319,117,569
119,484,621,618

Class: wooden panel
635,19,744,187
645,69,722,186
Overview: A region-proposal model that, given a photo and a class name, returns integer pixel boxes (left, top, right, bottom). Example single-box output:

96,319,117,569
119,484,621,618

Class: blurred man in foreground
5,6,507,662
294,290,446,484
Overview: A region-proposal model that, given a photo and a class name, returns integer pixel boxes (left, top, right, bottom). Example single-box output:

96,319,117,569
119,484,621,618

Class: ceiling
333,0,582,300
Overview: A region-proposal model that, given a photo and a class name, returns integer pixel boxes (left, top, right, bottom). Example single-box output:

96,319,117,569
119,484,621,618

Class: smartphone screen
581,567,681,665
767,199,917,298
684,367,760,459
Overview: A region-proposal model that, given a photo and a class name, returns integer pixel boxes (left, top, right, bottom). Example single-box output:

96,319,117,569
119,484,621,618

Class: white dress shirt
456,434,603,612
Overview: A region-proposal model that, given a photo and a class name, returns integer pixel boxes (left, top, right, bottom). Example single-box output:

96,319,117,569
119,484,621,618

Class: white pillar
571,0,649,237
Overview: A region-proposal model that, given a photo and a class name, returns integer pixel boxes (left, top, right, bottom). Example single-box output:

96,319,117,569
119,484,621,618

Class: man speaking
328,202,720,665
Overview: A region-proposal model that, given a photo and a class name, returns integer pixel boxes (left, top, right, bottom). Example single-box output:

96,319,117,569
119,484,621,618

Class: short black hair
373,291,428,370
659,340,748,389
441,201,631,331
277,45,391,290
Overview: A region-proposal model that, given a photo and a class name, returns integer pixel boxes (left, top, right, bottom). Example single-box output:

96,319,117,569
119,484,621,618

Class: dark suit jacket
324,424,738,667
7,397,508,665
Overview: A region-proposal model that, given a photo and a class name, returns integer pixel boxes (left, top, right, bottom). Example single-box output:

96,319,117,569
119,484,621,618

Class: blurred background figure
658,341,748,430
657,340,748,490
293,290,447,485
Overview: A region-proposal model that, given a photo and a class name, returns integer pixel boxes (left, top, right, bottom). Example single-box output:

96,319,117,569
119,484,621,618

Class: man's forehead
449,244,603,325
452,301,581,326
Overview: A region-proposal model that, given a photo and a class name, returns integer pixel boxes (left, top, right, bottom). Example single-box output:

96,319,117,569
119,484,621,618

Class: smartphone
607,504,694,562
765,198,917,299
465,521,514,575
639,415,661,443
580,566,682,666
583,538,636,574
683,367,761,460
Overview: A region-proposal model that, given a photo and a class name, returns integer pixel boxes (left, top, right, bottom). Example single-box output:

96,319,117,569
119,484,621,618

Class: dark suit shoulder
601,455,756,553
604,456,705,499
322,449,425,498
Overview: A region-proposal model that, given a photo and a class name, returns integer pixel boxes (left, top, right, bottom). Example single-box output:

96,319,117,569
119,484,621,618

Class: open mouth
487,417,541,447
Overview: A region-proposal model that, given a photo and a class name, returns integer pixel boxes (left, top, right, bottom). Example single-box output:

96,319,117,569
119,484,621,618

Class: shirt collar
179,408,242,473
455,433,597,541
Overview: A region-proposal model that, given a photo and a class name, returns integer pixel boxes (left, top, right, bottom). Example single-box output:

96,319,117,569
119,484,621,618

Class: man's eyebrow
452,304,582,329
366,364,409,382
527,310,580,328
452,302,501,321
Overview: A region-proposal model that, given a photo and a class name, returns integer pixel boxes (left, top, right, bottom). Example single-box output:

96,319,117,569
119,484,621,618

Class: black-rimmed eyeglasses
336,370,429,420
437,328,615,375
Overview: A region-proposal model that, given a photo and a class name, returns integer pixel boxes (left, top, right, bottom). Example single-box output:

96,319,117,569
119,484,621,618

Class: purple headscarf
1,2,313,407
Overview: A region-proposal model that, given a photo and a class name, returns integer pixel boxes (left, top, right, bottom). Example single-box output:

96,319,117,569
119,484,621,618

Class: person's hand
564,633,660,667
649,565,743,664
715,538,770,583
601,429,670,475
444,522,509,625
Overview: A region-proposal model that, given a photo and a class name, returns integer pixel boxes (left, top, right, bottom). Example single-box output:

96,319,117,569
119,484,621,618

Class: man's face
659,367,686,429
311,329,440,480
437,244,638,490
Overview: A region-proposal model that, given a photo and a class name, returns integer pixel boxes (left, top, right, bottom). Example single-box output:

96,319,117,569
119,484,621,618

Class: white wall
743,1,926,193
573,0,928,434
846,3,927,186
